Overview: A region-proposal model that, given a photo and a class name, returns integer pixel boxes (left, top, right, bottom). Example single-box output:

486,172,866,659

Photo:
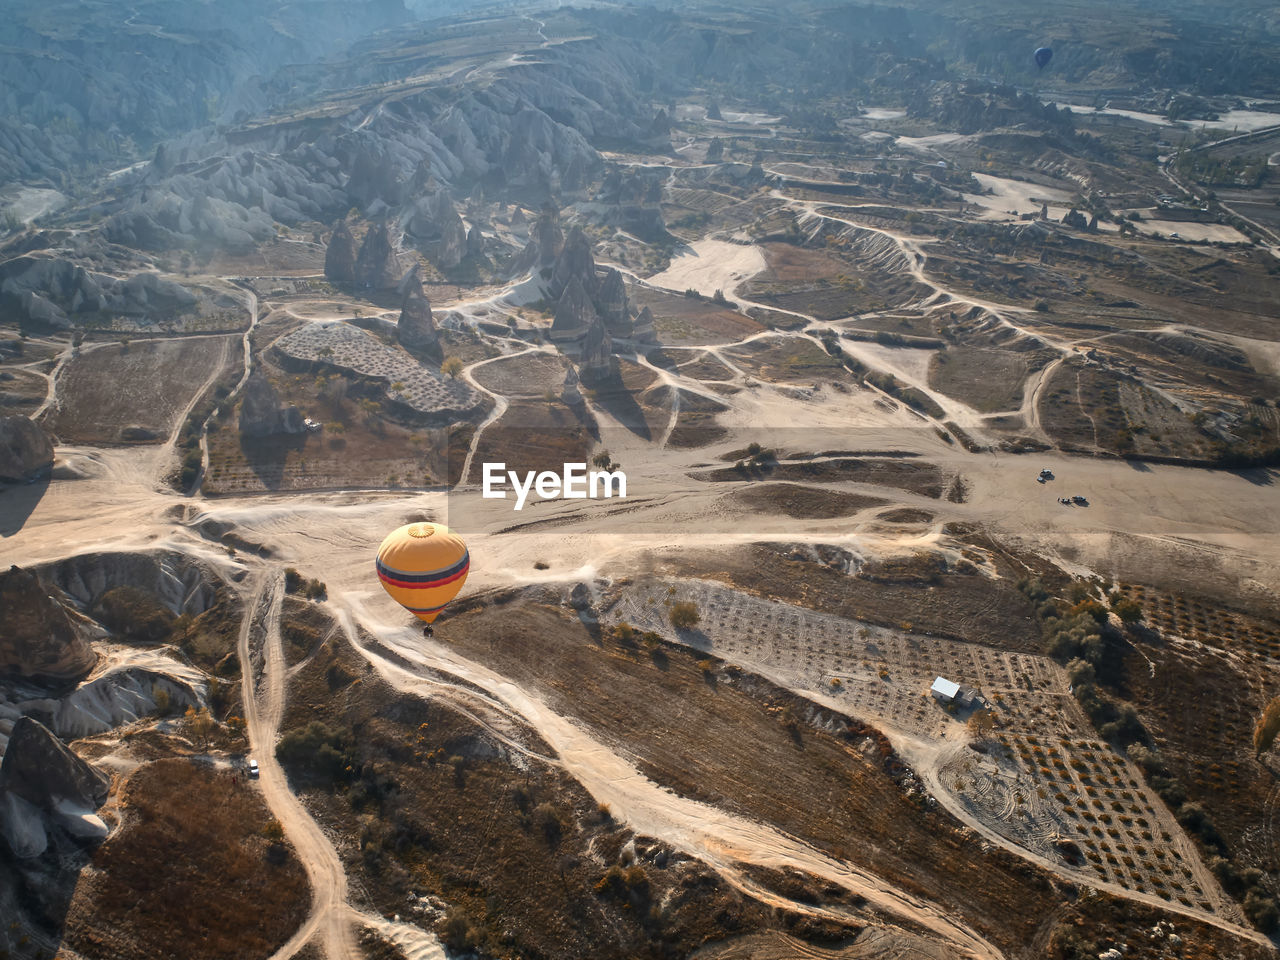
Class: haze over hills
1,1,1280,959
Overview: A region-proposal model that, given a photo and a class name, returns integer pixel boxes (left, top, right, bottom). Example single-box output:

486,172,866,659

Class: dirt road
237,576,356,960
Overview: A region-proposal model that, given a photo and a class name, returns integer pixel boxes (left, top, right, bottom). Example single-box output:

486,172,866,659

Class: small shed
930,676,960,703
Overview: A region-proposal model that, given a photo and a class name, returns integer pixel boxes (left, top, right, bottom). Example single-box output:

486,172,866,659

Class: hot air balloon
376,522,469,635
1034,47,1053,70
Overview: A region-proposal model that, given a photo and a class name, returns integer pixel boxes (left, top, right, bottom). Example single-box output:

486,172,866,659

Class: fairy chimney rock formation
397,275,443,363
324,219,357,283
595,268,631,337
0,415,54,483
549,226,597,300
578,315,616,382
632,305,658,343
550,275,597,344
354,222,403,291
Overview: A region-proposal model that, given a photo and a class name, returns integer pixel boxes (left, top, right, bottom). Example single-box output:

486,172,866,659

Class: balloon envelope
376,522,469,623
1034,47,1053,69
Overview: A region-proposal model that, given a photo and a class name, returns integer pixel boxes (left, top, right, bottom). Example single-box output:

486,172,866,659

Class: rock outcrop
578,315,616,382
595,268,631,337
324,219,358,283
466,225,485,260
0,415,54,483
532,206,564,269
0,717,109,858
397,273,443,363
561,366,584,406
238,372,305,437
646,108,672,148
403,190,466,269
0,256,196,328
1061,208,1089,231
551,275,598,344
354,222,403,291
549,226,597,300
0,566,95,681
632,305,658,343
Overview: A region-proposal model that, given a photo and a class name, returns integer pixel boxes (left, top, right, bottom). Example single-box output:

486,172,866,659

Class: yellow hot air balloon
376,522,469,633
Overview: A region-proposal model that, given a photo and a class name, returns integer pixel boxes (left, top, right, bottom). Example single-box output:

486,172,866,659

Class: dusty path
457,345,552,485
341,608,1006,960
238,576,356,960
26,338,72,421
196,286,259,492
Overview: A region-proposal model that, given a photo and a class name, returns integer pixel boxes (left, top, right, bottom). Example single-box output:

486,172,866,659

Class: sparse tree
442,356,464,378
185,705,216,748
1110,594,1143,624
669,601,700,631
967,708,996,739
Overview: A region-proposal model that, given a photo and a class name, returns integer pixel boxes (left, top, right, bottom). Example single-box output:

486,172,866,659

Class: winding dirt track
237,575,355,960
340,610,1005,960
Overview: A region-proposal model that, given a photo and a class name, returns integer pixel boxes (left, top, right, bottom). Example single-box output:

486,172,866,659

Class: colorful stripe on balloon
376,552,470,589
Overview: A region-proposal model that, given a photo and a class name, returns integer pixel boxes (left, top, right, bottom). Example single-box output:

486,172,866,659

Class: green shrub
276,721,353,783
669,601,700,631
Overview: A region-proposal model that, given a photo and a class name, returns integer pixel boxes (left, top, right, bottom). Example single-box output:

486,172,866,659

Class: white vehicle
247,758,259,778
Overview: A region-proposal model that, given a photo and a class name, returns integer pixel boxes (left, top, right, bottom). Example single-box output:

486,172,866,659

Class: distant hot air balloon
1034,47,1053,70
376,522,469,634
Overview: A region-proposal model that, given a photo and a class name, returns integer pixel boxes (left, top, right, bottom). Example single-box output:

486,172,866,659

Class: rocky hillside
0,566,96,681
0,0,412,186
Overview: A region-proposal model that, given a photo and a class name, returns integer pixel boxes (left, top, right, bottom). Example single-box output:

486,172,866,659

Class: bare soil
45,337,234,444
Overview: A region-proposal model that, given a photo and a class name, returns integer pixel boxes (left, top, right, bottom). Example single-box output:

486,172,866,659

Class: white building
930,676,960,703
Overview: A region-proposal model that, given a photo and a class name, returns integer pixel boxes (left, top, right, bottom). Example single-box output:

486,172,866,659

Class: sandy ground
0,185,67,224
859,108,907,121
646,239,768,299
719,111,781,125
1052,102,1280,133
963,173,1083,225
895,133,971,154
1137,220,1252,243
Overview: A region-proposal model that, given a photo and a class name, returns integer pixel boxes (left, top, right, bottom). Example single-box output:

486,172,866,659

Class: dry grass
464,399,596,483
278,630,800,960
696,457,946,499
628,287,764,345
929,346,1042,414
667,390,730,448
755,242,853,283
470,352,567,397
63,758,309,960
0,367,48,416
729,483,887,519
45,337,234,444
204,360,459,494
437,601,1067,955
722,337,849,384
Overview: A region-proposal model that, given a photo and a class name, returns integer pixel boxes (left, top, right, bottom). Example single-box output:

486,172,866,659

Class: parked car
248,758,259,778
